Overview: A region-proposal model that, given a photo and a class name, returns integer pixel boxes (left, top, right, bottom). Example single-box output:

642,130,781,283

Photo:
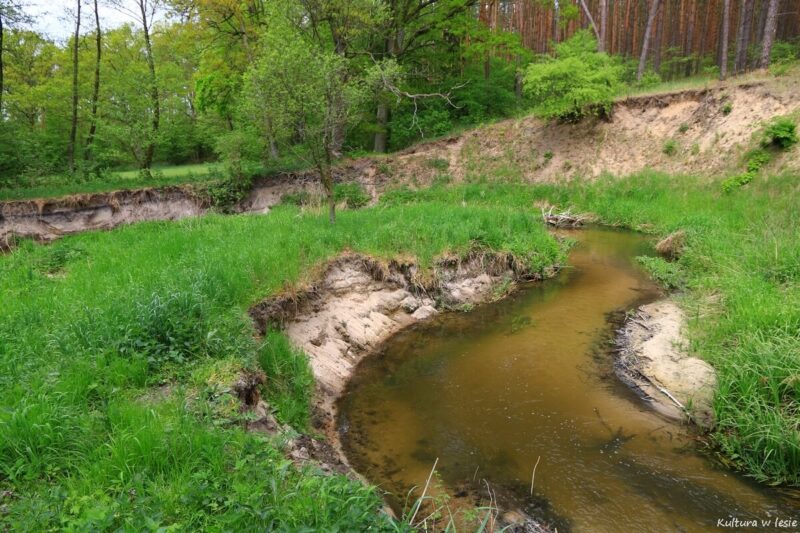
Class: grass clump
721,102,733,115
662,139,679,156
333,182,371,208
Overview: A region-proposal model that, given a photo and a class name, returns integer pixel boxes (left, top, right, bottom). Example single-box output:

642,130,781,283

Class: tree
372,0,479,152
243,5,372,224
734,0,753,74
0,1,28,114
720,0,730,79
523,30,622,121
84,0,101,163
759,0,779,69
67,0,81,173
637,0,660,81
109,0,161,177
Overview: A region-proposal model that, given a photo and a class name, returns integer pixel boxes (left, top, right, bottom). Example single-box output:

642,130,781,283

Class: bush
761,117,798,150
721,173,754,193
721,102,733,115
662,139,679,156
333,183,370,208
745,148,771,173
523,31,623,121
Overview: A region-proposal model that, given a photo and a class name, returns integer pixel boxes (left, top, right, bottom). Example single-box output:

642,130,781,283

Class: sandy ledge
615,300,717,428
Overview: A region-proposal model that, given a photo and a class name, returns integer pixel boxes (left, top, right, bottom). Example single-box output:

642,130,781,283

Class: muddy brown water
338,228,799,532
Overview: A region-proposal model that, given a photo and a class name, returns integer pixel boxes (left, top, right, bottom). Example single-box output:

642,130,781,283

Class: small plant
721,173,754,193
745,148,771,173
761,117,798,150
432,174,452,187
543,150,554,161
333,183,370,208
425,158,449,171
691,143,700,156
721,102,733,115
281,190,312,206
662,139,678,156
678,123,690,134
636,256,684,289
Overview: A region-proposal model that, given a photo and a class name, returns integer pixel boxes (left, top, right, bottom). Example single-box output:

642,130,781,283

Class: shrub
761,117,798,150
662,139,678,156
721,172,754,193
523,31,623,121
678,123,690,134
721,102,733,115
281,190,312,206
745,148,771,173
333,183,370,208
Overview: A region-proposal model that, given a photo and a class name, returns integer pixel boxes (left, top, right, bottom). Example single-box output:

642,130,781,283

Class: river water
338,228,798,532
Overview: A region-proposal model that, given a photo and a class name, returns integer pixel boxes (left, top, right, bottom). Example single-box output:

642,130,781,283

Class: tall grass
0,201,562,529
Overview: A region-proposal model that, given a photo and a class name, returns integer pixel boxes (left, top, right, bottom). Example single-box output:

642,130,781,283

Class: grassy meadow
0,200,562,530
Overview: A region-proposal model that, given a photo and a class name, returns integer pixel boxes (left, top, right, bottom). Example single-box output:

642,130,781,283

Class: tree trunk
684,0,695,76
374,101,388,153
84,0,101,162
759,0,779,68
68,0,81,173
637,0,661,81
653,1,665,73
140,0,160,177
600,0,608,52
720,0,731,79
0,10,4,114
734,0,754,73
578,0,601,47
320,163,335,224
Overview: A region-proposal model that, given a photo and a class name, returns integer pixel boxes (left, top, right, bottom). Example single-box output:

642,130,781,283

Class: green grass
0,163,221,201
0,201,563,530
382,173,800,485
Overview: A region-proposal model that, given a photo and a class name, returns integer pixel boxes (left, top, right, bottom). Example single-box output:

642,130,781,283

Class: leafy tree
523,30,623,122
242,3,375,223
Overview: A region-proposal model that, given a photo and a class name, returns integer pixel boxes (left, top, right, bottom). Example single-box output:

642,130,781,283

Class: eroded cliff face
4,78,797,248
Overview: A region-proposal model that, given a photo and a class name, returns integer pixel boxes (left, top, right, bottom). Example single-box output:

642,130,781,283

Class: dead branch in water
541,205,589,228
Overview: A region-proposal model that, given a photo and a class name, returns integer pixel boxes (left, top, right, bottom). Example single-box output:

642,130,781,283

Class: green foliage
523,31,624,121
662,139,679,156
281,190,312,207
721,102,733,115
721,173,754,193
333,183,370,208
0,195,563,528
636,256,684,289
760,117,798,150
745,148,771,173
258,331,314,428
678,122,690,134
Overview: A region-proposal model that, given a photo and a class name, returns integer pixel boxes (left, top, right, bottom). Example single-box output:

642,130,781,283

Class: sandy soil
616,300,717,428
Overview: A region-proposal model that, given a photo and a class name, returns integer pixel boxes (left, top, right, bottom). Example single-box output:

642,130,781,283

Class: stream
338,228,799,531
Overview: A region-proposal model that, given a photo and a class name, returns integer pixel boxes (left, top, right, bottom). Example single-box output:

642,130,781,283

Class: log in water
338,228,798,532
